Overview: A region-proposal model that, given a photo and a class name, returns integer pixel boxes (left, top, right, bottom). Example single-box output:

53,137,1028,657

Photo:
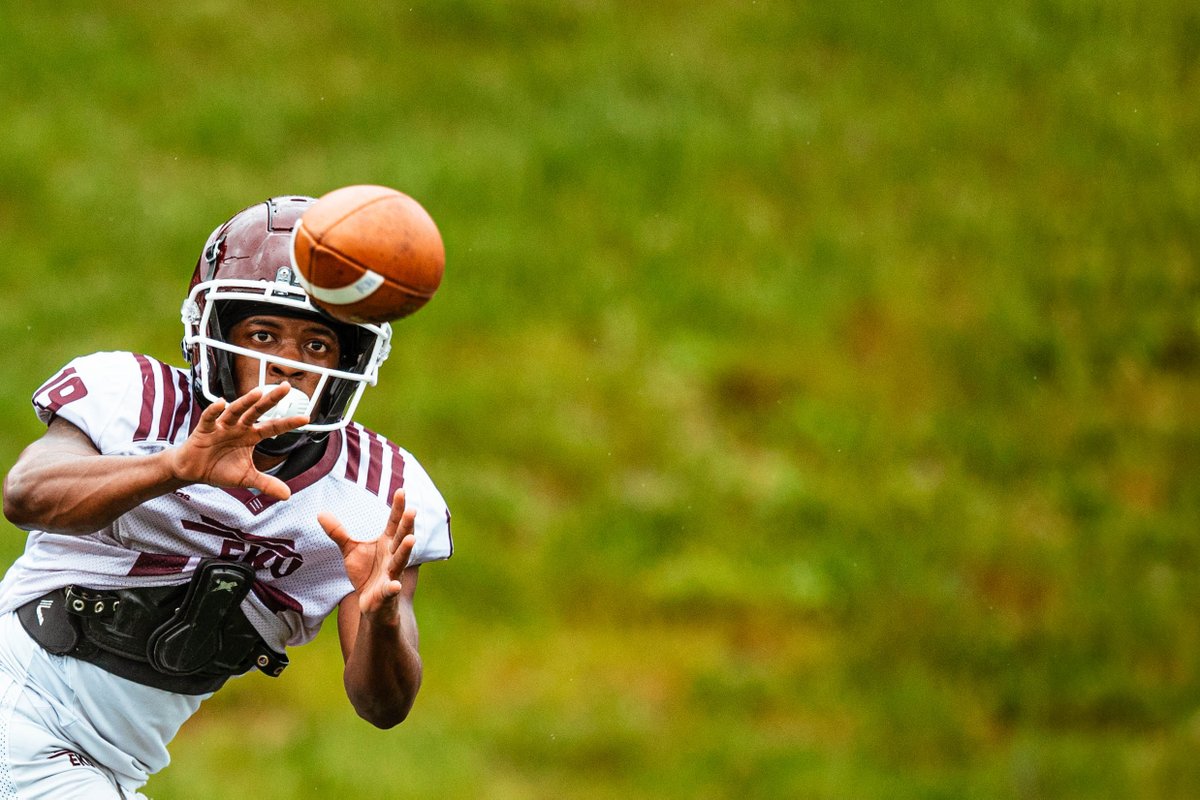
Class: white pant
0,609,199,800
0,669,148,800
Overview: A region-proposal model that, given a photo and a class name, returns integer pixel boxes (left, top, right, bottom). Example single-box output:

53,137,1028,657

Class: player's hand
320,489,415,623
168,383,309,500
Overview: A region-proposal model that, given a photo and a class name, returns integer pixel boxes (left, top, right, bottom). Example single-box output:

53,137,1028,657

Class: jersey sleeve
401,453,454,566
32,352,150,454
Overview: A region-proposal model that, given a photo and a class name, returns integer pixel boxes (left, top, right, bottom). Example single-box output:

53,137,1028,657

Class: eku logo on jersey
181,514,303,578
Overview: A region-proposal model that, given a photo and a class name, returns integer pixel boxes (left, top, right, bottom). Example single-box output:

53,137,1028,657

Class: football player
0,196,452,799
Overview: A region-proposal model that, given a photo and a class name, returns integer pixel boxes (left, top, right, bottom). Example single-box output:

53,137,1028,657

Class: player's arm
2,416,187,534
321,491,423,728
335,565,422,728
2,385,307,535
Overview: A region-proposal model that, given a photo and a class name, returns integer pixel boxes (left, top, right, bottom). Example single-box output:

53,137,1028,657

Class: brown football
291,185,445,324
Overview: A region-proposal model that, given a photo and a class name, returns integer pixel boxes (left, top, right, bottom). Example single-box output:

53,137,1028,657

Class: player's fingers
388,533,415,575
318,511,353,552
194,399,227,432
237,384,290,426
252,473,292,502
383,489,407,535
223,386,265,419
390,508,416,550
377,579,404,602
254,414,311,440
385,507,416,556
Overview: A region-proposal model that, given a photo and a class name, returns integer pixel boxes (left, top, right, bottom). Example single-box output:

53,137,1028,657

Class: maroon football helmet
181,196,391,451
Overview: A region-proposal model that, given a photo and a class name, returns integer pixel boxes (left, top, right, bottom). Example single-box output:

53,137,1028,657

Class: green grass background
1,1,1198,797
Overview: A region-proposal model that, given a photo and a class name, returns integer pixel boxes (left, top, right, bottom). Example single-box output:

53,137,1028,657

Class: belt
16,560,289,695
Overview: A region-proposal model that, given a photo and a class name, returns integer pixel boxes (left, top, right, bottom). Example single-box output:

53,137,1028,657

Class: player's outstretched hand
168,383,309,501
320,489,416,623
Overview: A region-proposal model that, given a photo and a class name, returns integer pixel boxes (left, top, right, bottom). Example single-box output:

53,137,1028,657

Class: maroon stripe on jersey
132,355,157,441
365,432,384,495
187,396,204,434
286,426,343,495
128,552,189,576
33,367,88,416
155,361,177,440
33,370,66,398
222,429,343,514
344,425,362,482
34,367,77,400
385,441,406,501
251,581,303,614
444,508,455,557
168,372,191,441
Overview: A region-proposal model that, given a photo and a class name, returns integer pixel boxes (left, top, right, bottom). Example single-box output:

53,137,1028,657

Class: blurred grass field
1,0,1198,797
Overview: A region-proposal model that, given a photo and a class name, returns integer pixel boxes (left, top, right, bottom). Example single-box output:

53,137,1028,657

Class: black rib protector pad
148,559,256,676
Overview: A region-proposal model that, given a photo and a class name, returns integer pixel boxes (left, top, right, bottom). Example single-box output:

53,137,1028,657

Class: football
291,185,445,324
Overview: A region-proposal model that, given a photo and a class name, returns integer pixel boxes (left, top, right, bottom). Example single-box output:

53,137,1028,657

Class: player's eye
249,331,274,345
307,339,335,356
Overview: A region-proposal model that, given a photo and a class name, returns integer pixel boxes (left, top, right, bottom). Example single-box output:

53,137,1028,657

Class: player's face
227,314,342,400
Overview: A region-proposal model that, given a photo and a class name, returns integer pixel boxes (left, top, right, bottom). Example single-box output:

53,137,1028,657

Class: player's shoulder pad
338,422,453,565
32,351,191,453
403,449,454,565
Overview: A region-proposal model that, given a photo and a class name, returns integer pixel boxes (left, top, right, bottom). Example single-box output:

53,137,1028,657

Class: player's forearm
2,447,185,535
343,610,423,728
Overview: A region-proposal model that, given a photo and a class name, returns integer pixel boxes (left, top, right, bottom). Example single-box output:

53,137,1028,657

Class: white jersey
0,351,453,786
0,350,453,652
